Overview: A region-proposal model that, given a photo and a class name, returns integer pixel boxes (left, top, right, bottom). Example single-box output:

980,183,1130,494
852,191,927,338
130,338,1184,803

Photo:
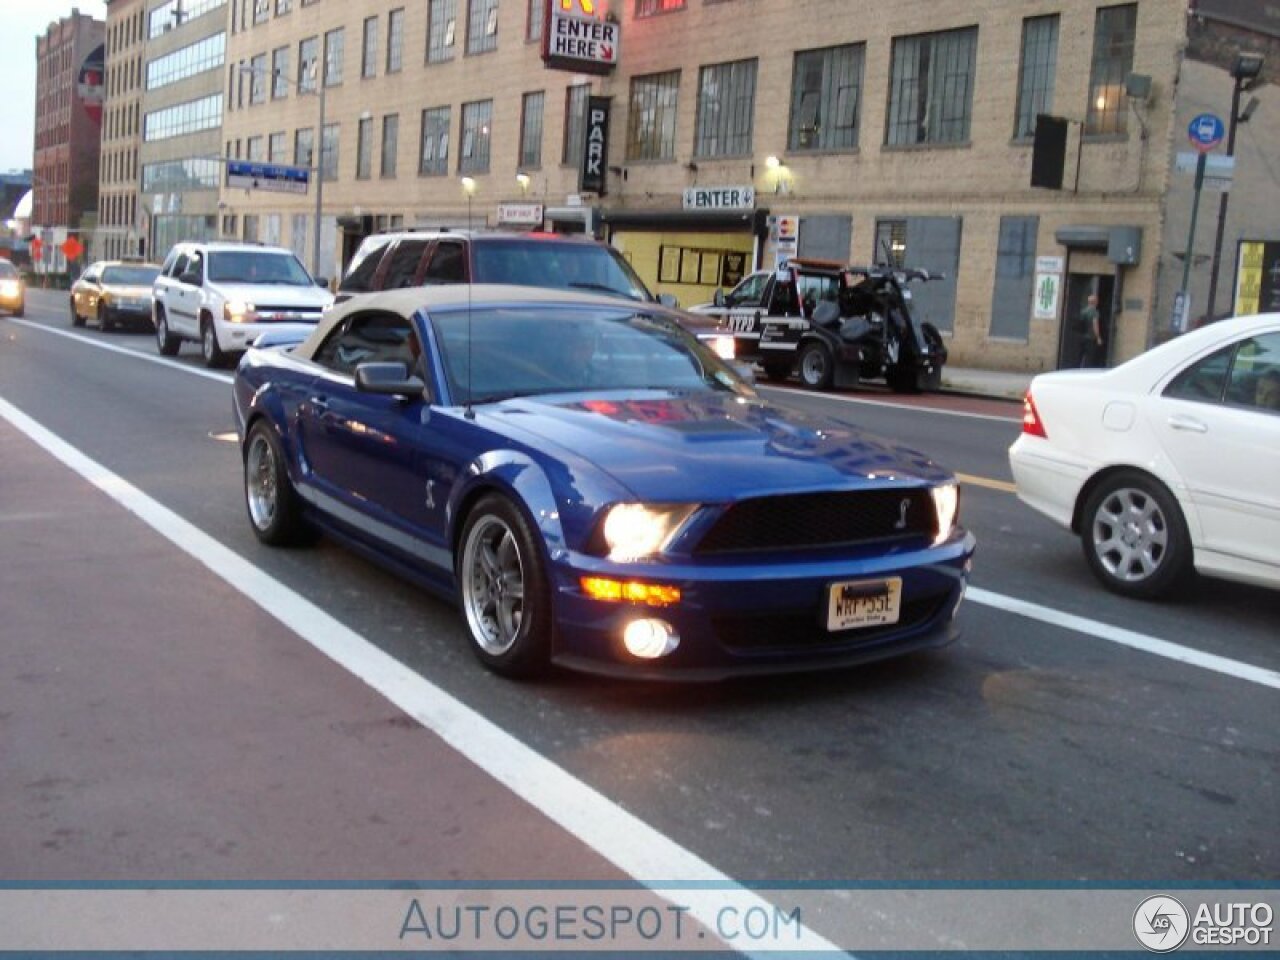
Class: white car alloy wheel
1081,471,1191,599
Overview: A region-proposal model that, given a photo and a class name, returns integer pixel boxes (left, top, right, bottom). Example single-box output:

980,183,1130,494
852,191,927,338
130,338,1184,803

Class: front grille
694,489,935,555
254,304,323,323
714,594,946,652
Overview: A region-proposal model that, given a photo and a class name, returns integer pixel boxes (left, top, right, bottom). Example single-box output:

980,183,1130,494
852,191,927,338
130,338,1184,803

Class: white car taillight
1022,390,1047,438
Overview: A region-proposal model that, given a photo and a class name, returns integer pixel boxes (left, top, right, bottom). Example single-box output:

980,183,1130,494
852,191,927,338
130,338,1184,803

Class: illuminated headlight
0,279,20,298
708,335,736,360
223,300,257,323
931,482,960,546
602,503,698,560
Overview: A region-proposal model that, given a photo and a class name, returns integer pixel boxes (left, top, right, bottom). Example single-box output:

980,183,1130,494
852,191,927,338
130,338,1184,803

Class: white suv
152,241,333,367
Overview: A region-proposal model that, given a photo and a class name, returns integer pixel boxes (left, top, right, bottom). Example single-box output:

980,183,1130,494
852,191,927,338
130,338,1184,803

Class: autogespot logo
1134,895,1191,952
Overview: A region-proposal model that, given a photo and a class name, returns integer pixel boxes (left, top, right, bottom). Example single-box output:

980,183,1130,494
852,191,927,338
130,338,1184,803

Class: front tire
70,297,84,327
201,316,228,368
797,341,834,390
155,306,180,355
97,302,114,333
244,421,308,546
458,494,552,678
1080,471,1192,599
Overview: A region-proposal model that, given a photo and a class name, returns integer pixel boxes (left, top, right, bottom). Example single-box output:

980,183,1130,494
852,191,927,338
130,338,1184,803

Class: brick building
204,0,1271,372
97,0,148,261
33,9,105,274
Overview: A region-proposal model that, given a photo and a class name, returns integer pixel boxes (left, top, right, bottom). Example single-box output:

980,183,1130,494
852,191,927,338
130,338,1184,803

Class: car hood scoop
487,391,950,501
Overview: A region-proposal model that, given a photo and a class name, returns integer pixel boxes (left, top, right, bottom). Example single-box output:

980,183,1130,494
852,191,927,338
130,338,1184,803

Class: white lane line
968,586,1280,691
0,394,842,959
4,317,234,385
763,385,1021,424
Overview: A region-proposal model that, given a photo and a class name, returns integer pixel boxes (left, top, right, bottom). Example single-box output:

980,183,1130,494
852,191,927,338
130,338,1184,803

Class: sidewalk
941,366,1034,401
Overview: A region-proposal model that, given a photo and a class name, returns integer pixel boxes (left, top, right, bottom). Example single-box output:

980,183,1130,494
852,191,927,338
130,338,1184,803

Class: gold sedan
70,260,162,332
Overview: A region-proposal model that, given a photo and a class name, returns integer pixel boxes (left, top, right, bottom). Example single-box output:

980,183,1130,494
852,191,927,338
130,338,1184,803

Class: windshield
430,307,753,405
0,261,17,279
208,251,313,285
471,240,653,302
102,265,161,285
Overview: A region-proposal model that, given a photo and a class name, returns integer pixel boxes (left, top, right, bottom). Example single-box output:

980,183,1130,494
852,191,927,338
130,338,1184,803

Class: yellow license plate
827,577,902,631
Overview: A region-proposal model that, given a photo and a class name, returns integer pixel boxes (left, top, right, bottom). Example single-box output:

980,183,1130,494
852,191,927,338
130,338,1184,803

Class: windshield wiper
567,282,643,301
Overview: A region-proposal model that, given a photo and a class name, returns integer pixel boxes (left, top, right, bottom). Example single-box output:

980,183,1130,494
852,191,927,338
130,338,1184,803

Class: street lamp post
1204,52,1264,322
240,64,327,279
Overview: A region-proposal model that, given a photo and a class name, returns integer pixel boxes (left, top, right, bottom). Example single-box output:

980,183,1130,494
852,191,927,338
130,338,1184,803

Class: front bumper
217,319,319,352
546,532,975,680
103,300,154,323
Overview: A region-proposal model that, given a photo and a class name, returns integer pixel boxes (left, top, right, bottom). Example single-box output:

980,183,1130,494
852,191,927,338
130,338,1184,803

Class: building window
635,0,684,16
276,0,291,14
381,113,399,177
1086,4,1137,136
788,43,863,152
145,33,226,90
886,26,977,146
990,215,1039,339
253,0,269,24
324,27,344,85
298,36,318,91
694,59,756,158
562,83,590,167
459,99,493,173
467,0,499,54
271,46,290,98
1015,15,1058,140
148,0,226,38
356,116,373,179
249,52,267,103
294,126,314,168
627,70,679,161
142,94,223,141
269,130,287,163
419,106,451,175
526,0,543,41
427,0,457,63
387,8,404,72
362,16,378,78
321,123,340,180
246,135,265,161
875,219,907,268
519,90,544,169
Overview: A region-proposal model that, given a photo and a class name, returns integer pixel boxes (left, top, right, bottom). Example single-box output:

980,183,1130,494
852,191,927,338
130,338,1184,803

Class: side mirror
179,271,201,286
657,293,678,308
354,361,426,398
713,289,726,308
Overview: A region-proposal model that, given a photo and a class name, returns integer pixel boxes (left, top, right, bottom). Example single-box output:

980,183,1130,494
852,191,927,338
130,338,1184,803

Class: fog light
622,618,680,659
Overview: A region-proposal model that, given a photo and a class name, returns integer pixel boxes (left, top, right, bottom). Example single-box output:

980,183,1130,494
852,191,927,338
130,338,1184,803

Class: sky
1,0,108,173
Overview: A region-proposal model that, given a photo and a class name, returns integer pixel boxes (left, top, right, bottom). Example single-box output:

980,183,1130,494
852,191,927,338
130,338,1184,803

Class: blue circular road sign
1188,113,1225,152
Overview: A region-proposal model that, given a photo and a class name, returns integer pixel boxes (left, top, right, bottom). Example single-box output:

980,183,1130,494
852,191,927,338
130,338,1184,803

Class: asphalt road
2,287,1277,889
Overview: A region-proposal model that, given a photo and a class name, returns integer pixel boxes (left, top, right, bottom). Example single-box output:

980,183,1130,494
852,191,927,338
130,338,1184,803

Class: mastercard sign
542,0,620,75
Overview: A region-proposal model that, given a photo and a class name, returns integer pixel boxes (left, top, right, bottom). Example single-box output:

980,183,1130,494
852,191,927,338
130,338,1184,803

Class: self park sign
542,0,620,75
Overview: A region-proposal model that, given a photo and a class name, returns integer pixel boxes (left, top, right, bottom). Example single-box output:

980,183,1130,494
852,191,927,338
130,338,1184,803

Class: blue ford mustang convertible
233,285,976,679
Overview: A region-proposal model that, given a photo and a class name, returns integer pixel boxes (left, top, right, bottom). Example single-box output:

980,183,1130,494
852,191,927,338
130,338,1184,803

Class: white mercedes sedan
1009,314,1280,599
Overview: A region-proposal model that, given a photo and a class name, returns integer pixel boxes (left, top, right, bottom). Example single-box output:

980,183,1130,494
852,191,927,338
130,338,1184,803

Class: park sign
542,0,620,75
226,160,310,195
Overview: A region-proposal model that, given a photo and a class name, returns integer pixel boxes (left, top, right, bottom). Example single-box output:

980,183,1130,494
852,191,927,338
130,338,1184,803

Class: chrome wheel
798,342,833,389
245,431,278,532
1089,486,1169,583
461,514,527,657
202,323,216,362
